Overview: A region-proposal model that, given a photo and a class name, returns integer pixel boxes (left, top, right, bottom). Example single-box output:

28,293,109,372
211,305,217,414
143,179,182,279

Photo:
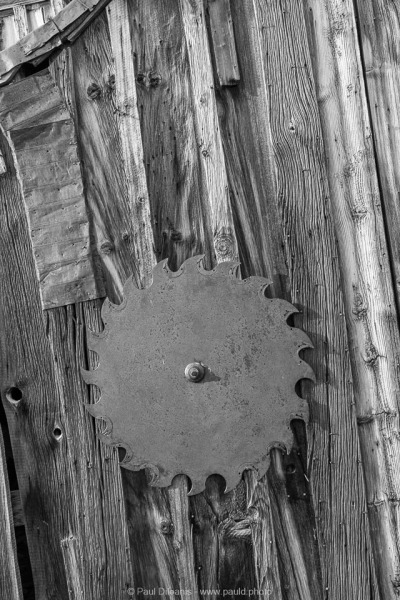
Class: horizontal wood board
1,0,400,598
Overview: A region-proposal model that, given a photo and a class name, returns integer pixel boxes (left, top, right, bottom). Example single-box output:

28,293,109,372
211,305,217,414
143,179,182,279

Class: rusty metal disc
82,256,314,495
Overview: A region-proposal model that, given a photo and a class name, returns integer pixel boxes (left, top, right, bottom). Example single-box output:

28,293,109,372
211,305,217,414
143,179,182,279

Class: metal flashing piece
82,256,314,495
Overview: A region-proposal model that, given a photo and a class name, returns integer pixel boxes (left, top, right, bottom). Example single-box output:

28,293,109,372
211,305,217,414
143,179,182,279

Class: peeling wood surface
1,0,400,598
207,0,240,87
10,489,24,527
13,4,28,39
0,424,22,600
0,69,104,308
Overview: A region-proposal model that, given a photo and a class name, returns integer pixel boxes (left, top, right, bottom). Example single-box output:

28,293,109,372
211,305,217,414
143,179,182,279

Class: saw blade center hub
185,362,205,383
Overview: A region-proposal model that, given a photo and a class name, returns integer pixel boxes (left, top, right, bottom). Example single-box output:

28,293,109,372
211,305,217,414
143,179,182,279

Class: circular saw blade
82,256,314,495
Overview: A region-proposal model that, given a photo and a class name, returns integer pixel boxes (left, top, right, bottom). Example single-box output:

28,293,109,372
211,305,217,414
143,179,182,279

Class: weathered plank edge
0,425,23,600
0,0,112,85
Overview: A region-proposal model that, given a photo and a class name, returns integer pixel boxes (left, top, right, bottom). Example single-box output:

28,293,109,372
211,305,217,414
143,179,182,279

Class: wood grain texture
50,11,151,301
1,0,397,598
50,0,64,15
10,489,24,527
213,2,319,597
60,535,85,600
0,0,51,7
0,10,18,51
0,424,23,600
46,302,136,599
0,124,71,599
178,0,238,265
207,0,240,87
106,0,155,283
0,69,104,308
13,4,28,39
0,148,6,172
52,6,199,597
129,0,216,271
128,2,263,597
0,126,134,599
304,1,400,596
222,1,378,598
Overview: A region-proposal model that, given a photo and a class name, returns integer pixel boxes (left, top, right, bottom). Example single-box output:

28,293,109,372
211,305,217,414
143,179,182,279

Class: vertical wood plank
50,11,148,302
178,0,238,265
50,0,65,16
0,123,134,599
168,476,200,598
13,5,28,39
0,12,18,51
0,123,70,600
354,0,400,301
304,0,400,596
207,0,240,87
213,2,319,597
217,1,379,598
244,473,282,599
129,0,215,271
106,0,154,283
0,424,22,600
46,302,135,599
257,0,378,595
60,536,85,600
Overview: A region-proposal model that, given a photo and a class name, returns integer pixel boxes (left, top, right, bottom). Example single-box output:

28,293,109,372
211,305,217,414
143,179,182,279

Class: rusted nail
185,363,205,383
87,82,102,100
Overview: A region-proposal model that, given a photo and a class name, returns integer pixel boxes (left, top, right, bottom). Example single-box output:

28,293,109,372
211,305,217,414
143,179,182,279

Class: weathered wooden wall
1,0,400,599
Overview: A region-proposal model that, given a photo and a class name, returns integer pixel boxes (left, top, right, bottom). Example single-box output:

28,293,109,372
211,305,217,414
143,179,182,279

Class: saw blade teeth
188,477,206,496
151,472,174,489
296,359,316,383
86,329,103,353
97,415,113,436
293,330,314,352
117,443,133,465
145,464,160,485
151,258,169,284
256,458,271,482
84,402,105,419
81,367,99,386
213,260,241,279
122,275,138,297
97,429,114,447
178,254,206,277
269,440,290,456
290,407,309,424
101,298,117,325
245,276,272,294
222,470,243,494
270,298,299,320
